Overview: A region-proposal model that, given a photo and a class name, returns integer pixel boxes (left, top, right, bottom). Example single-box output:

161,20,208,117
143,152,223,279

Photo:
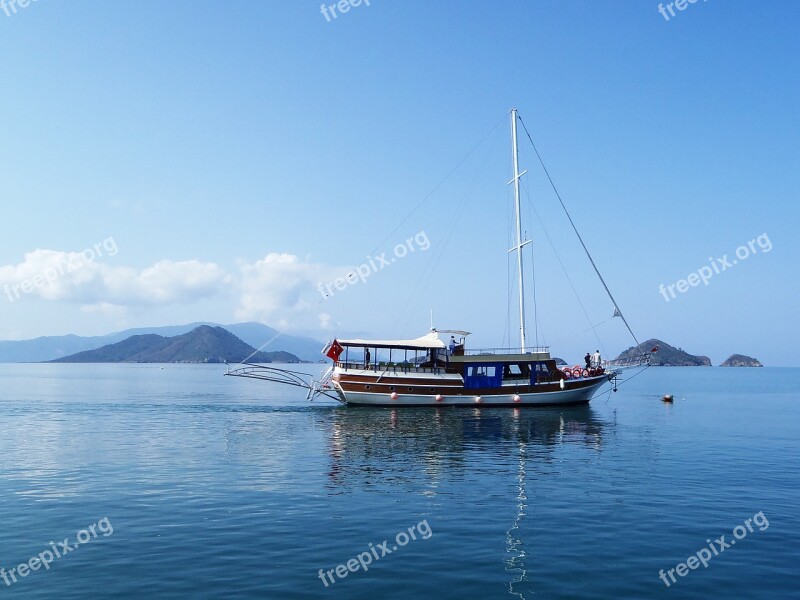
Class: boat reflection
325,405,614,598
325,405,612,489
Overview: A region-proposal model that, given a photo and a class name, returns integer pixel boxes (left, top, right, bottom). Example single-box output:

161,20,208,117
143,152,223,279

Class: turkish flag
326,339,344,361
651,345,659,353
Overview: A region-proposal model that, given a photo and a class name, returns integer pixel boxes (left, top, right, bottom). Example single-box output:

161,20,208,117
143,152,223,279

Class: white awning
337,332,446,350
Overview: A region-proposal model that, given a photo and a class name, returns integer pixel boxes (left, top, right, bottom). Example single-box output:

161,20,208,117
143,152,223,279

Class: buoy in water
662,394,674,403
513,394,521,403
390,392,398,400
435,394,443,402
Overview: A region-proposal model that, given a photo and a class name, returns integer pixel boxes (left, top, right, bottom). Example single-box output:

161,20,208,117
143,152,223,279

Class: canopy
337,332,446,350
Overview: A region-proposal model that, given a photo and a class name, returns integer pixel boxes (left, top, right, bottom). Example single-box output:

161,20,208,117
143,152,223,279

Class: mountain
222,322,324,362
0,322,324,362
721,354,763,367
612,339,711,366
50,326,301,364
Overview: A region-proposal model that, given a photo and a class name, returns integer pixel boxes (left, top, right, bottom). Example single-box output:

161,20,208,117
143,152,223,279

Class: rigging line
529,228,539,348
367,113,507,258
517,115,642,349
525,186,606,357
606,363,652,393
239,331,284,365
520,179,543,348
395,139,494,333
503,149,515,348
547,316,615,348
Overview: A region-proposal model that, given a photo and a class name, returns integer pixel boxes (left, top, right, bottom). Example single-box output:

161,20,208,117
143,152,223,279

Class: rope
525,195,607,358
516,115,642,350
368,113,507,258
239,331,283,365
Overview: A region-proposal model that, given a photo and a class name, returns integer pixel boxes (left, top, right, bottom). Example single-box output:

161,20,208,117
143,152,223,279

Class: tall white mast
509,108,530,352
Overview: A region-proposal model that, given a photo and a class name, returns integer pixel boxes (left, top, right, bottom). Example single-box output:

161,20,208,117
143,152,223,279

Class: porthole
365,385,371,390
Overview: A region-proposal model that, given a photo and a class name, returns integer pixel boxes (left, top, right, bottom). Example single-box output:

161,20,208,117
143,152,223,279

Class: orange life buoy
582,369,590,378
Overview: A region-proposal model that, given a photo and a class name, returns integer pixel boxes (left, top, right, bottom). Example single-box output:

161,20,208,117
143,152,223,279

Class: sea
0,364,797,599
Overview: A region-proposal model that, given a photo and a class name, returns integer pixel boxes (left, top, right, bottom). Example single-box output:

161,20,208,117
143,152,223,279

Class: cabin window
464,362,503,389
503,363,530,381
530,362,552,385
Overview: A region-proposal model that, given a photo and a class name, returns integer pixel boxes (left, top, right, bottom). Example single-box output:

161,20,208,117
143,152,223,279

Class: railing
335,361,446,375
461,346,550,356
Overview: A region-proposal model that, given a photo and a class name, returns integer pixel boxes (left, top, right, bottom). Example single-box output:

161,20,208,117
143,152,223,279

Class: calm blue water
0,364,798,599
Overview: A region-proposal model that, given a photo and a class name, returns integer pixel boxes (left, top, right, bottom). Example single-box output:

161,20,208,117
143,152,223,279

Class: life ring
582,369,590,378
588,367,597,377
572,367,583,378
562,369,572,380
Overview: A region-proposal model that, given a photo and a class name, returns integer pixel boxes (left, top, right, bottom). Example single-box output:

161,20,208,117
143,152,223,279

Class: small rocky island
720,354,763,367
612,339,711,366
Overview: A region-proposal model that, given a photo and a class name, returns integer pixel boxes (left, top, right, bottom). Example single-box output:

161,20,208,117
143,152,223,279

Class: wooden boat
227,109,647,405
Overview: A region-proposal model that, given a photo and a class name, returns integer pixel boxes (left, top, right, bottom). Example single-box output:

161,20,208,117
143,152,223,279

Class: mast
509,108,530,352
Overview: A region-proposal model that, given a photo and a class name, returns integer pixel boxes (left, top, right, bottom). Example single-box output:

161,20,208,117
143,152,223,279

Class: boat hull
333,377,609,407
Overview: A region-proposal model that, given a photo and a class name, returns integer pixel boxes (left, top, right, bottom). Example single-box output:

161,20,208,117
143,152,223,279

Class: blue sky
0,0,797,365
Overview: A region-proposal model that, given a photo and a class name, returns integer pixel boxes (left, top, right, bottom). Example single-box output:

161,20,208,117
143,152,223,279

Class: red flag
651,345,659,353
325,339,344,362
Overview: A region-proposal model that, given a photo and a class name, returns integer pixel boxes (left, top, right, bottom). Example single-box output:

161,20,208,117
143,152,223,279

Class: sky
0,0,797,365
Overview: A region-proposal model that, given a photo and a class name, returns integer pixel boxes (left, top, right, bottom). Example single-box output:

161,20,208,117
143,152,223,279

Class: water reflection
325,406,613,598
326,405,610,485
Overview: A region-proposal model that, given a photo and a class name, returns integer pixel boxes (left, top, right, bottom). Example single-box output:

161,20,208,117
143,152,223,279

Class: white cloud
235,253,341,326
1,247,345,332
0,250,229,306
318,312,332,329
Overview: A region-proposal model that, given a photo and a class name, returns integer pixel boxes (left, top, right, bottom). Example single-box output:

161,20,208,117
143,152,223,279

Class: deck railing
461,346,550,356
335,361,446,374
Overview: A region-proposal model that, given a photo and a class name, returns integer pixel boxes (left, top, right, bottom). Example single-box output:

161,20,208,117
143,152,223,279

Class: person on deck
593,350,602,368
364,348,371,369
584,353,591,369
449,336,457,355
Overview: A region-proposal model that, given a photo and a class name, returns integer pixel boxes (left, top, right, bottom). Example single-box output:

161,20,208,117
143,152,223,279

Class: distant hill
721,354,763,367
0,322,323,362
612,339,711,366
50,326,301,364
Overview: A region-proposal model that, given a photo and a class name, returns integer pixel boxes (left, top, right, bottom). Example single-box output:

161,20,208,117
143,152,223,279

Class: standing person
593,350,602,368
364,348,371,369
449,336,457,355
584,352,591,369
